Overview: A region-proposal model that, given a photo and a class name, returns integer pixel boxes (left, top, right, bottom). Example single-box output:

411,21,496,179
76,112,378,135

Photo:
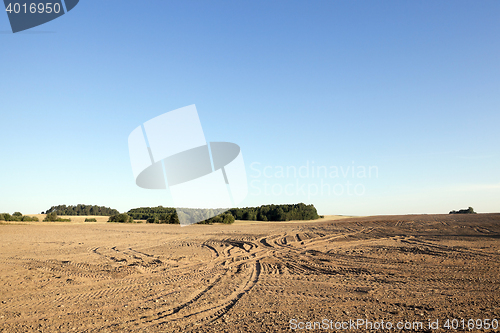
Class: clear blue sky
1,1,498,215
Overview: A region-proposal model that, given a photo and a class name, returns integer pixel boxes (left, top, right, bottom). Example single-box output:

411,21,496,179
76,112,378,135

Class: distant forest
123,203,319,224
44,204,119,216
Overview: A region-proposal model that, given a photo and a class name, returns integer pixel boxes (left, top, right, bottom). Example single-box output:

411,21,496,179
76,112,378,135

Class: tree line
127,207,177,220
109,208,235,225
3,203,319,225
43,204,119,216
227,203,320,221
124,206,179,224
111,203,319,224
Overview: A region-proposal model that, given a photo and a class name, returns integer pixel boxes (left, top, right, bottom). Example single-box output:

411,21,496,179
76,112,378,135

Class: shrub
84,218,97,222
9,215,22,222
0,213,39,222
22,215,39,222
43,212,71,222
44,212,58,222
108,213,134,223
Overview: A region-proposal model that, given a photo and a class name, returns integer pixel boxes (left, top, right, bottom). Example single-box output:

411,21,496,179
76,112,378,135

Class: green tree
147,216,159,224
222,214,235,224
168,213,180,224
275,207,286,221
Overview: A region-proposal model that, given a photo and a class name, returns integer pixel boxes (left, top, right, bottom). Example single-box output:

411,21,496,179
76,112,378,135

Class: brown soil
1,214,499,332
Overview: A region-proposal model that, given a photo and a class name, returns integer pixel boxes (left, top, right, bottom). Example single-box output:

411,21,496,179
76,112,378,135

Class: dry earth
0,214,499,332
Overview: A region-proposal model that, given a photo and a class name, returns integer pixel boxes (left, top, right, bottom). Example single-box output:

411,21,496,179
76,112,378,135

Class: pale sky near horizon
1,1,498,216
